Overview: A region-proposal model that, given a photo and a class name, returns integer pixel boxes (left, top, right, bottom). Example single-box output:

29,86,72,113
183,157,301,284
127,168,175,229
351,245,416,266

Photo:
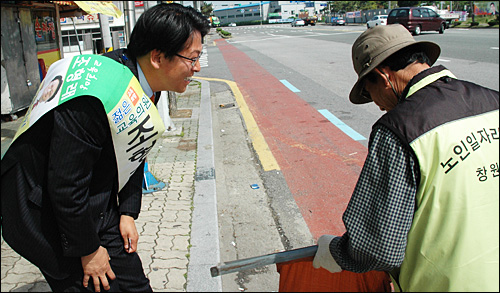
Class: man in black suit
1,3,210,292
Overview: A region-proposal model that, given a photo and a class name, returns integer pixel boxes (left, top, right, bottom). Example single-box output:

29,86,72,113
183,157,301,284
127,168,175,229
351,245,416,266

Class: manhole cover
171,109,192,118
177,139,197,151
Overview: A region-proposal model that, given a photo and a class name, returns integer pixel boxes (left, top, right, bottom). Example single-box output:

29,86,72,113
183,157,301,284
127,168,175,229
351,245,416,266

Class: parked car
387,7,446,35
331,17,346,26
366,15,388,28
228,22,237,27
291,19,305,27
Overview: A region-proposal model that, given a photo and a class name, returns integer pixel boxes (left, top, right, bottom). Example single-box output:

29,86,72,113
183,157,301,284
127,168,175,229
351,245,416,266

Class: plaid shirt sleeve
330,124,419,272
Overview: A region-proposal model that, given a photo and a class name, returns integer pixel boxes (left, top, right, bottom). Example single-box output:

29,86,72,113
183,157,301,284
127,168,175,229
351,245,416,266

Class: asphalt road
201,22,498,234
215,23,499,148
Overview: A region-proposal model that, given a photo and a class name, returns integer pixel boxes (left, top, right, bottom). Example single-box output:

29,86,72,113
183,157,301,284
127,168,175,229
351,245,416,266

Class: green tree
327,1,388,12
372,1,390,9
357,1,379,10
398,1,419,7
452,1,473,11
200,2,213,17
328,1,354,14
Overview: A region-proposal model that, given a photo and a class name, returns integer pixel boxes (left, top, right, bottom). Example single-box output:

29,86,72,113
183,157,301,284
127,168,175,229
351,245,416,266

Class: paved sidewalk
1,80,212,292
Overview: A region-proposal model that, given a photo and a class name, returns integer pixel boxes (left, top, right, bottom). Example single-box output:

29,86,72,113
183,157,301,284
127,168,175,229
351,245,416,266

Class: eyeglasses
175,52,203,67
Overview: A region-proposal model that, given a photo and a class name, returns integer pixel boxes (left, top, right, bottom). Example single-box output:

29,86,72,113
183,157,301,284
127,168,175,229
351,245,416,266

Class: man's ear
150,49,162,69
375,67,392,89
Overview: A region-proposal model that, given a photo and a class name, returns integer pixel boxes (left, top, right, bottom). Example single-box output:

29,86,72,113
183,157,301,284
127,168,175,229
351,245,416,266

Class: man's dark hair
127,3,210,60
365,47,431,83
382,46,432,71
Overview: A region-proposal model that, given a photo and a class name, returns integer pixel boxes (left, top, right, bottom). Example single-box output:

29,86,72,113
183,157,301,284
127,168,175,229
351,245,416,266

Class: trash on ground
250,184,259,189
219,103,235,109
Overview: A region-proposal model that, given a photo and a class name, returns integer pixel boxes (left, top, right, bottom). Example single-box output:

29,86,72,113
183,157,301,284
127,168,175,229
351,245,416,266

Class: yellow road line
195,77,280,171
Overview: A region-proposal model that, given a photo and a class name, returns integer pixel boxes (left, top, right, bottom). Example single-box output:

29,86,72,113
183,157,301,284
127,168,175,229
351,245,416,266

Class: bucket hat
349,24,441,104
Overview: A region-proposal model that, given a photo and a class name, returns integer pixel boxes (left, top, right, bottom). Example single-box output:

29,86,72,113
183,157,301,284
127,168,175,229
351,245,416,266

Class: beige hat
349,24,441,104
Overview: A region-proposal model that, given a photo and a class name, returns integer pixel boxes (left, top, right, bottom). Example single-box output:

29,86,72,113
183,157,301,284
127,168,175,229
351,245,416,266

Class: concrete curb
187,79,222,292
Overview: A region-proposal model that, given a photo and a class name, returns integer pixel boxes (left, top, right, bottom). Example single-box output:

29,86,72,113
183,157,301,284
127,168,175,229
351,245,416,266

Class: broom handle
210,245,318,277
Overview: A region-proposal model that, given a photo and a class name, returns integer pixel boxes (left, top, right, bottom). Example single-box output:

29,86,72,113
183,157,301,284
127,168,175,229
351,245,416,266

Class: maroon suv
387,7,446,35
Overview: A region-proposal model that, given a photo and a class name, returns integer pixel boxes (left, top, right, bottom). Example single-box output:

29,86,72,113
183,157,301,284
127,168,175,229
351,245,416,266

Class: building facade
214,2,270,25
213,1,327,25
1,1,74,114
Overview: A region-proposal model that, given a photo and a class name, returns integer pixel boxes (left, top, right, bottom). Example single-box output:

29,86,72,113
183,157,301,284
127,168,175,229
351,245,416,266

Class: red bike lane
216,39,369,239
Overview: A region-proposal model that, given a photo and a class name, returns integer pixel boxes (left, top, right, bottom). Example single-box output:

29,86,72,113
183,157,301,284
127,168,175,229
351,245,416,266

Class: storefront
33,8,60,75
1,1,121,115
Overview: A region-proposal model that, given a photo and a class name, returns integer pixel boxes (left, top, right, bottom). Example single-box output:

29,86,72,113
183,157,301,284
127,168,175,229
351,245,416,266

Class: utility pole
55,3,64,58
124,1,136,46
72,17,82,55
470,1,475,23
260,1,263,25
98,13,112,53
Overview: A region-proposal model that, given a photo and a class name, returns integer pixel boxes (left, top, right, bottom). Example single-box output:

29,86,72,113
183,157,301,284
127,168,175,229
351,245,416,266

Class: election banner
12,55,165,191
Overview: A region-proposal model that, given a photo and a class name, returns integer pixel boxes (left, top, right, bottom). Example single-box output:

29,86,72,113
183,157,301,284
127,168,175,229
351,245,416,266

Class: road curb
187,79,222,292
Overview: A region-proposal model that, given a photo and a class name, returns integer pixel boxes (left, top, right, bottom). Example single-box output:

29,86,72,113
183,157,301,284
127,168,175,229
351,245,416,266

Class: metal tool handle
210,245,318,277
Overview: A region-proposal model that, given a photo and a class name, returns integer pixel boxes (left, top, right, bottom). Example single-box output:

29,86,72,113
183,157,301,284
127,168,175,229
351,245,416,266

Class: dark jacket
376,65,499,159
1,50,146,279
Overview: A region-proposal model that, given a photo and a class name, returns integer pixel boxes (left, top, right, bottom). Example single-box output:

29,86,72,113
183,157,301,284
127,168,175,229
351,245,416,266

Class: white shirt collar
137,61,154,98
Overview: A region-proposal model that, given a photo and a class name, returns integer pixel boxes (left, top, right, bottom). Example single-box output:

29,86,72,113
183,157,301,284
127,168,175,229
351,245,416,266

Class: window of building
61,28,98,53
32,9,58,53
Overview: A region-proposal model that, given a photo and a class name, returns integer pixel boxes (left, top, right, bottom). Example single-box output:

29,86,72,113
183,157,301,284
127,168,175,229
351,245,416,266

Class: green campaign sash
11,55,165,191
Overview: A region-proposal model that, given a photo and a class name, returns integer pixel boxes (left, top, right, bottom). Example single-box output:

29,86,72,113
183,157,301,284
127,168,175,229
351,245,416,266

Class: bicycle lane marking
214,38,368,238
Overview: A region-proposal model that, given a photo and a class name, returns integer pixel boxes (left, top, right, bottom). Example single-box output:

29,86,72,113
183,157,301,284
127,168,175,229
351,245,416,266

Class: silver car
291,19,305,27
366,15,388,28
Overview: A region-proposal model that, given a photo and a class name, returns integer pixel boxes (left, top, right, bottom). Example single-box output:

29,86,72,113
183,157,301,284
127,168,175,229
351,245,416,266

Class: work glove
312,234,342,273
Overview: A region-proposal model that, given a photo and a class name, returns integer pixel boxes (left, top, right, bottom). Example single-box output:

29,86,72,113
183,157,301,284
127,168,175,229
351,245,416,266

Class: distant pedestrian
1,3,209,292
313,24,499,291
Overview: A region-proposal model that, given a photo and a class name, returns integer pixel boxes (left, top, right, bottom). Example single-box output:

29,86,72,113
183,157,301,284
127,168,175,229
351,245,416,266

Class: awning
52,1,122,18
74,1,122,18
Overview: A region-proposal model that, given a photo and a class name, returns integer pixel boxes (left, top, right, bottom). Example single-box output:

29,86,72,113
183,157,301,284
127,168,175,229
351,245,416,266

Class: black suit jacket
1,49,149,279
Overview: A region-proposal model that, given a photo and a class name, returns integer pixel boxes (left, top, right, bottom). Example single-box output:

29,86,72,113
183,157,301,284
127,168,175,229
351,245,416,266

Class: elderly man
313,24,499,291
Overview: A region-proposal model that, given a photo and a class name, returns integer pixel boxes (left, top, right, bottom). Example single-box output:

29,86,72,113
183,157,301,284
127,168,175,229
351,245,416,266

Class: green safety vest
10,55,165,191
378,68,499,291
